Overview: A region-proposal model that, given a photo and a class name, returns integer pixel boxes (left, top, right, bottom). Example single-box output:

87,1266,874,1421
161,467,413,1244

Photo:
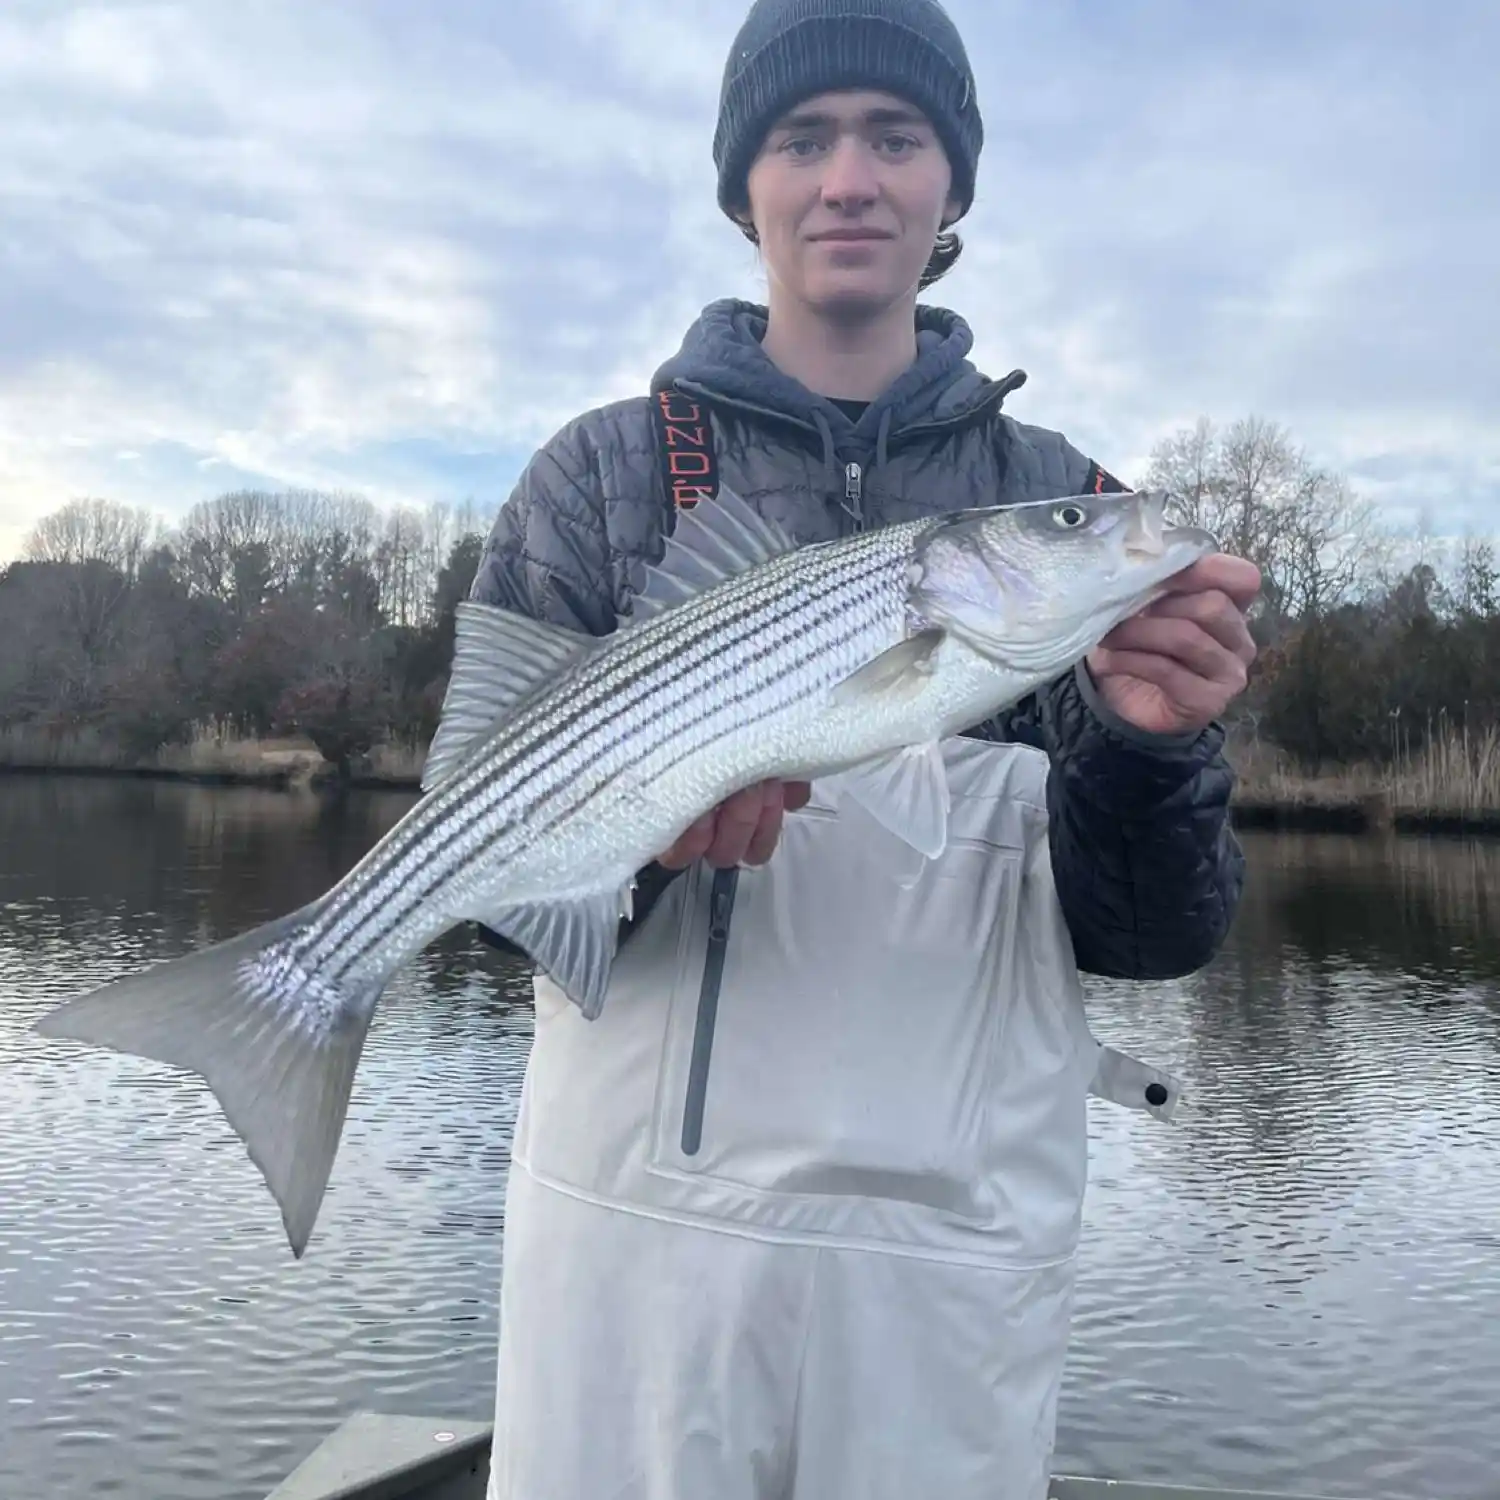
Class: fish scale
34,485,1218,1257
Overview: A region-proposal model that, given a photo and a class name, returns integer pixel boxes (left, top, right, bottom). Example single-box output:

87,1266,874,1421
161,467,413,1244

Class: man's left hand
1085,554,1262,737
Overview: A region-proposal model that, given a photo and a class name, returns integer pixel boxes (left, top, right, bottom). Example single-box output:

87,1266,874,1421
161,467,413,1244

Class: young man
474,2,1259,1496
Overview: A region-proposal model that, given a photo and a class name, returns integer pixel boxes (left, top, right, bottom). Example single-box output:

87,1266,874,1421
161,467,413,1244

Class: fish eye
1052,503,1089,529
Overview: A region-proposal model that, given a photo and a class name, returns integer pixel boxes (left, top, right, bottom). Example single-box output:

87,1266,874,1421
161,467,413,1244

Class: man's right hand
656,779,813,870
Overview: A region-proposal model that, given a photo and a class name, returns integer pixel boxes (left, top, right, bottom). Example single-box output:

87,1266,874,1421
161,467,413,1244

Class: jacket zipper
844,461,865,530
680,865,738,1156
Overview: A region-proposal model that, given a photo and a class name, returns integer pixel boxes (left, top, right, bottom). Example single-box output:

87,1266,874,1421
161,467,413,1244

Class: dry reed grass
4,720,1498,821
1231,723,1500,815
0,725,419,786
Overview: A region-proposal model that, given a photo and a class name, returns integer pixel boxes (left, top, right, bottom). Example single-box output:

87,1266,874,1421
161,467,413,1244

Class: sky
1,0,1495,563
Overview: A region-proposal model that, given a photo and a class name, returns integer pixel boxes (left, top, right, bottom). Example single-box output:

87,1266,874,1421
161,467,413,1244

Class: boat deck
264,1412,1359,1500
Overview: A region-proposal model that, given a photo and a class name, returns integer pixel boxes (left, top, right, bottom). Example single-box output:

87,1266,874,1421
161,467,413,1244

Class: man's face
743,89,961,319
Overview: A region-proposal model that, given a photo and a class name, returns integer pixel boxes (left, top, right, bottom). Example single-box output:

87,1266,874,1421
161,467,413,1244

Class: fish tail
33,900,383,1260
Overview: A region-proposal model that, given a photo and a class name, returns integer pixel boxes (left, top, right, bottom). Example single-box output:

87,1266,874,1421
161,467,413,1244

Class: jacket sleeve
971,667,1244,980
964,448,1245,981
467,412,685,958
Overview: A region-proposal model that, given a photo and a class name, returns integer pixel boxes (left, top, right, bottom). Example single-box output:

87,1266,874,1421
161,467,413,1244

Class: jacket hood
651,298,1024,450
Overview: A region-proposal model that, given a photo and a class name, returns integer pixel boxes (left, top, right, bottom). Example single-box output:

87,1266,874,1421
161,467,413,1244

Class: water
1,779,1497,1500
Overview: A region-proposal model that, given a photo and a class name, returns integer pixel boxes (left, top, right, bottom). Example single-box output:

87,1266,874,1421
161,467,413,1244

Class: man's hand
1085,553,1262,737
656,779,813,870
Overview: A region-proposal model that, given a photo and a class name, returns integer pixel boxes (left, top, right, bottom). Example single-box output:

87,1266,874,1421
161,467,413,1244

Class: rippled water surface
2,777,1498,1499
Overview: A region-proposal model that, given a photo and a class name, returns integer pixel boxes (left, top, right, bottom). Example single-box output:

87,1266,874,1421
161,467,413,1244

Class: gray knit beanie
713,0,983,222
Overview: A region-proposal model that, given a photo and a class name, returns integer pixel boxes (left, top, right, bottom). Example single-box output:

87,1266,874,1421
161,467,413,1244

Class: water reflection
1067,831,1500,1498
0,776,420,958
1,784,1498,1499
1235,831,1500,982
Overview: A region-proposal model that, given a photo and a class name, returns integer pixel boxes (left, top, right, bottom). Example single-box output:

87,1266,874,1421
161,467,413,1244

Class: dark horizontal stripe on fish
426,542,898,855
293,563,836,972
413,539,899,837
309,550,901,979
350,568,886,958
305,537,909,978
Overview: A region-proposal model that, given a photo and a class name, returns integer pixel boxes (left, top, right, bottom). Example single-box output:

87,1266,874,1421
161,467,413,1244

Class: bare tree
1144,415,1385,626
1146,416,1220,527
25,497,156,578
175,488,384,616
20,501,166,705
176,490,286,609
7,441,1495,779
1455,534,1498,618
416,498,485,620
375,506,429,628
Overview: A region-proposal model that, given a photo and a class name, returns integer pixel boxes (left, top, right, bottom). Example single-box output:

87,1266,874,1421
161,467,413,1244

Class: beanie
712,0,983,222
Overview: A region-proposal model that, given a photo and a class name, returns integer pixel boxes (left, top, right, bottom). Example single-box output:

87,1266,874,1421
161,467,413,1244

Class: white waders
487,739,1179,1500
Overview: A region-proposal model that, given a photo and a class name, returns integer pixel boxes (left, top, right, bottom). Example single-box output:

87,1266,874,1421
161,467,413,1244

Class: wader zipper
681,865,738,1155
681,456,860,1155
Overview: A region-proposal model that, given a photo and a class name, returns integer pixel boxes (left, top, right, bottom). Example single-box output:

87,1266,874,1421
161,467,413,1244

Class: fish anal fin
474,887,631,1020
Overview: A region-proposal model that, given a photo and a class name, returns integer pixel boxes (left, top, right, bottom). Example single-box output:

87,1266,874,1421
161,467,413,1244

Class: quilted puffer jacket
471,297,1244,980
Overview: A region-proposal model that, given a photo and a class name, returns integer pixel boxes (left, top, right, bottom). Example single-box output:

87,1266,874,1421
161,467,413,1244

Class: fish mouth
1101,525,1220,617
1149,522,1220,558
1120,492,1220,563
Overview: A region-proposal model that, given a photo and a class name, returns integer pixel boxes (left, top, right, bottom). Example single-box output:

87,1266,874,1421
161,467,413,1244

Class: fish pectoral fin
822,740,951,860
32,899,382,1260
477,889,627,1020
628,482,800,623
829,629,946,705
421,604,593,793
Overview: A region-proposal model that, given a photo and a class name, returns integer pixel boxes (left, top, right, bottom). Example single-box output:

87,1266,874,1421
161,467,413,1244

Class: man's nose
820,138,879,210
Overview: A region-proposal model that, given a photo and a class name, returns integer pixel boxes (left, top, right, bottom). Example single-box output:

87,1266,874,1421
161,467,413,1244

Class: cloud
0,0,1494,562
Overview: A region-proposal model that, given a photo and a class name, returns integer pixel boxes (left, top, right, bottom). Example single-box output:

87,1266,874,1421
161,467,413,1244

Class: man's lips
807,229,895,242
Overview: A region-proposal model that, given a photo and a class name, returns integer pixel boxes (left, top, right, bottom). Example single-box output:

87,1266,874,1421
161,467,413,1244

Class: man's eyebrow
770,105,931,130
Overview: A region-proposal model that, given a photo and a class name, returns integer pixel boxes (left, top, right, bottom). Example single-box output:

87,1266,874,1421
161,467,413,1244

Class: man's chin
804,281,904,323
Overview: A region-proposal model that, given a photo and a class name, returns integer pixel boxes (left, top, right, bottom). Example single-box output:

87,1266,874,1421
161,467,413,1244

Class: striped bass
35,485,1216,1257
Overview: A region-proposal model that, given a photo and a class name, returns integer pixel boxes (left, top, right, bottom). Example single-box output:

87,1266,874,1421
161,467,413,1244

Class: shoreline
4,759,1498,837
0,760,424,793
1227,800,1500,837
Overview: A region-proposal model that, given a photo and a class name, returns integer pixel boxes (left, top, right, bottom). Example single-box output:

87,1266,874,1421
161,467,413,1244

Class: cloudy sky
1,0,1494,562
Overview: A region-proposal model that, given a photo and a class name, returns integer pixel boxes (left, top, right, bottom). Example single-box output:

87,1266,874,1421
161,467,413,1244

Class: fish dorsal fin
420,602,592,793
629,484,799,623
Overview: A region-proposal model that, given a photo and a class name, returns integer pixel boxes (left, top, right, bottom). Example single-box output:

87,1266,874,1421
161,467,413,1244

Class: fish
34,485,1217,1258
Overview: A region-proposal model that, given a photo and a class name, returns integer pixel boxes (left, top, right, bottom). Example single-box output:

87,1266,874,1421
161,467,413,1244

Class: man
474,2,1259,1496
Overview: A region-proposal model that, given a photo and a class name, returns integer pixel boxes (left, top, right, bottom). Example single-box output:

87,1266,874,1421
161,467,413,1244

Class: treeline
0,490,488,774
1142,416,1498,774
1,415,1495,778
